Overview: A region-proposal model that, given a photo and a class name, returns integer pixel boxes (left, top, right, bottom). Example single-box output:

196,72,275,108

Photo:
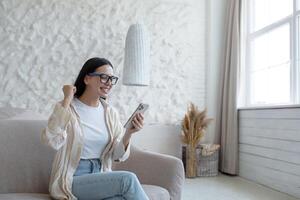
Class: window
241,0,300,107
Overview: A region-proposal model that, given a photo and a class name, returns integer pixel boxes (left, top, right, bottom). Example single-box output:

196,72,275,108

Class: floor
182,173,299,200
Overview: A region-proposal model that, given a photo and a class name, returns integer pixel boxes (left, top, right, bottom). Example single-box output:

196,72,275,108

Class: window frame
241,0,300,107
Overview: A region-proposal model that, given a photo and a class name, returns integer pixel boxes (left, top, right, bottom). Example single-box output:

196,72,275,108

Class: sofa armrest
113,146,185,200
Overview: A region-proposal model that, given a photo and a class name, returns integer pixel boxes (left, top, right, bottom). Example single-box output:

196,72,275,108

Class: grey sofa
0,119,184,200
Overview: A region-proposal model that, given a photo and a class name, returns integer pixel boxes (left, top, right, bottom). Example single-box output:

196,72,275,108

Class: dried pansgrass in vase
181,103,212,178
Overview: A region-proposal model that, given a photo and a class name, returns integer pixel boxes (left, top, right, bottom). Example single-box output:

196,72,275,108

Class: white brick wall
0,0,206,125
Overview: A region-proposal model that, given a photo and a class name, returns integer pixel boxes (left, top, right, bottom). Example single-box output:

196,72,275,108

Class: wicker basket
196,146,219,177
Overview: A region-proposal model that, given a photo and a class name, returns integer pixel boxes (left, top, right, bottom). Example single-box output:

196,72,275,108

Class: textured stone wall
0,0,206,125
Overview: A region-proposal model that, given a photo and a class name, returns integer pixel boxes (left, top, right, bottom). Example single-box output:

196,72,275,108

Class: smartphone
124,103,149,129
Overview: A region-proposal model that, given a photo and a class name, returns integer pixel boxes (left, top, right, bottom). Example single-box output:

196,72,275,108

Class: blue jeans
72,159,149,200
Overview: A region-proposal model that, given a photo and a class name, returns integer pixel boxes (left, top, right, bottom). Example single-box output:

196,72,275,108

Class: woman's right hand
62,85,76,108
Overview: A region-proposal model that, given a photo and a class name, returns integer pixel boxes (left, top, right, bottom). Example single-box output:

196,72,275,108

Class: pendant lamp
123,23,150,86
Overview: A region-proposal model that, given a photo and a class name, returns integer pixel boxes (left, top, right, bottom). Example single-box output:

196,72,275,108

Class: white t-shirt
72,98,109,159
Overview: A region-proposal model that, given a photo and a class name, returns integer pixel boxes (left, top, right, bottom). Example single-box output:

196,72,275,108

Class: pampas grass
181,103,212,147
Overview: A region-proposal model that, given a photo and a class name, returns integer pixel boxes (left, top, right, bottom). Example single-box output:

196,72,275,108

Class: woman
42,57,149,200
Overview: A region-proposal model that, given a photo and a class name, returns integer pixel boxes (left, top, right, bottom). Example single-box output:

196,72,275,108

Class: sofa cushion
0,193,51,200
142,184,170,200
0,185,169,200
0,120,54,193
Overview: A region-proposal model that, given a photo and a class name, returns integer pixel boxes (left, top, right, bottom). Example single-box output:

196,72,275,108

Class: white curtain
215,0,241,175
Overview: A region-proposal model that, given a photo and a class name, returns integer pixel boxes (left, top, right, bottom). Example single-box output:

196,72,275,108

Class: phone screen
124,103,149,129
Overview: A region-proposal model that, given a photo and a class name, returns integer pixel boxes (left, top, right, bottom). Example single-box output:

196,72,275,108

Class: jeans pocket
74,160,91,176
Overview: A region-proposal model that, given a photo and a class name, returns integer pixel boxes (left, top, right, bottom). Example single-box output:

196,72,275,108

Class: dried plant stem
181,103,212,178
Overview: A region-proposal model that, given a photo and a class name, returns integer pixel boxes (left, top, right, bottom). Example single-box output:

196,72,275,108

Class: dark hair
74,57,113,98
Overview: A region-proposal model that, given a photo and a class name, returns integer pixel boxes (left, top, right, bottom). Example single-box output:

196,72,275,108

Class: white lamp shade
123,24,150,86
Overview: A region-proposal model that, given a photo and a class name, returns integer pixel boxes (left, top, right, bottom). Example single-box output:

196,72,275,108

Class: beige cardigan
41,99,130,200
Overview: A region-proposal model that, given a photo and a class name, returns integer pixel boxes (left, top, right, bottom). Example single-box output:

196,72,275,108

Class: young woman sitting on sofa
41,57,149,200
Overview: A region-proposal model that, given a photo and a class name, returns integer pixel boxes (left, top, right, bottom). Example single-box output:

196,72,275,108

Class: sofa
0,118,184,200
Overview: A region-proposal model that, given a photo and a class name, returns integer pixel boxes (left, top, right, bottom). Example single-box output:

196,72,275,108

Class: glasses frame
88,72,119,85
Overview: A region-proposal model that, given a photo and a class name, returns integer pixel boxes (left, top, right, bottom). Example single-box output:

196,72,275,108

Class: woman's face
85,65,115,98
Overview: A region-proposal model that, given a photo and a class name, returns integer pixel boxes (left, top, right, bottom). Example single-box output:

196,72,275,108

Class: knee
120,171,139,183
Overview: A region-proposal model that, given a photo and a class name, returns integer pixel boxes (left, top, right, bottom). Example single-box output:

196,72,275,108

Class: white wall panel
239,107,300,198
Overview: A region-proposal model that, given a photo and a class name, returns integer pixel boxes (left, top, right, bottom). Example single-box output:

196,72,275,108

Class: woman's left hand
123,113,144,150
126,113,144,135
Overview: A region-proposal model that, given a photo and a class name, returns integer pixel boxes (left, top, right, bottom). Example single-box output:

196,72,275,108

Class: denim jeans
72,159,149,200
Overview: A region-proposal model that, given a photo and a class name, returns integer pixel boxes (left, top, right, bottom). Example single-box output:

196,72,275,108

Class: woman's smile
99,86,110,94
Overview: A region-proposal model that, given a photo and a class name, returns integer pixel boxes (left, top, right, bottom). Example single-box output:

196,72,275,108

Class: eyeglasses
88,72,119,85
